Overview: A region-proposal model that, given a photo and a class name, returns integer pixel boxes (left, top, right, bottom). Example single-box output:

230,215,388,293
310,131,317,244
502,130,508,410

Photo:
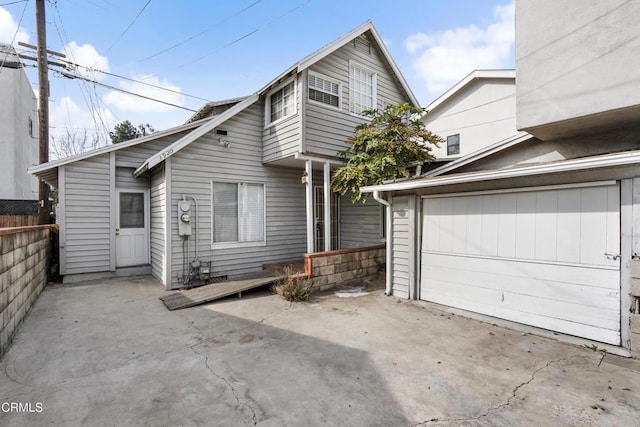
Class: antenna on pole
35,0,50,224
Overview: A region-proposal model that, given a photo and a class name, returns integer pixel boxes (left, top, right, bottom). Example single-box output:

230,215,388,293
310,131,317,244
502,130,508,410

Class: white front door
116,189,149,267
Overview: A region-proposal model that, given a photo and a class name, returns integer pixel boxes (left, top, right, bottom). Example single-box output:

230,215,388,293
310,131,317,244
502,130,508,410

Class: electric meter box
178,199,192,236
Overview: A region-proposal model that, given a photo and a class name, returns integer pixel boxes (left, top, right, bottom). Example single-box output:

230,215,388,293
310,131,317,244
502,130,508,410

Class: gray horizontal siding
304,38,411,158
150,164,165,284
169,103,307,289
115,132,187,168
263,76,302,163
392,198,411,299
116,167,149,189
340,194,382,249
63,154,111,275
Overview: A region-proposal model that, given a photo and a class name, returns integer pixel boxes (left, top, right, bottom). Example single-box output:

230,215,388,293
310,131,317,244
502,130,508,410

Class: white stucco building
0,43,39,201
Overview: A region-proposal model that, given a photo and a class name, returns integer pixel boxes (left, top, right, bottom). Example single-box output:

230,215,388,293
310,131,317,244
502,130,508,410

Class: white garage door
420,183,621,345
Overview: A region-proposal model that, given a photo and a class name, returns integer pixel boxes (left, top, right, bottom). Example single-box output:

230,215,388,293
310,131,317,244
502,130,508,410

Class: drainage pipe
373,190,392,296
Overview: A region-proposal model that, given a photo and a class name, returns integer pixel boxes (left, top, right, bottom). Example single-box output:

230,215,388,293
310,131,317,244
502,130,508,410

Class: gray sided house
30,21,416,289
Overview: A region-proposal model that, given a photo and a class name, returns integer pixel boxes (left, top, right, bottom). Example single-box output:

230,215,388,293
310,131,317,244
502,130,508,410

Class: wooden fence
0,215,39,228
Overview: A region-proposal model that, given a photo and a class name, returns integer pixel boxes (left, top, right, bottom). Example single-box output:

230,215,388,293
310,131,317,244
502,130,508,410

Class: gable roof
30,21,417,183
28,117,211,186
133,21,417,175
425,131,533,177
425,69,515,115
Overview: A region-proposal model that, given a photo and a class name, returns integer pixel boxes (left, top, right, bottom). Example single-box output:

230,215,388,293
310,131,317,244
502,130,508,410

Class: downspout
373,190,392,296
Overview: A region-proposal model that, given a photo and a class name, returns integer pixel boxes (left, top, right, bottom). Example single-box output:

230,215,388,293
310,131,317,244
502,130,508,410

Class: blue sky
0,0,514,151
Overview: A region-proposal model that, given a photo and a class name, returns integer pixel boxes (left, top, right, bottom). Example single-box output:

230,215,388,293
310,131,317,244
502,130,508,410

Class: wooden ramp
160,269,285,311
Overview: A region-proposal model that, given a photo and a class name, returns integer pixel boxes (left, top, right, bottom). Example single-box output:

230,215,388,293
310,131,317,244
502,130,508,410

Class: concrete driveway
1,276,639,426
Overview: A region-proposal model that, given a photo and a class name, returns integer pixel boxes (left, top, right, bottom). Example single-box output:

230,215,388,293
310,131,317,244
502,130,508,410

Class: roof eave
361,150,640,193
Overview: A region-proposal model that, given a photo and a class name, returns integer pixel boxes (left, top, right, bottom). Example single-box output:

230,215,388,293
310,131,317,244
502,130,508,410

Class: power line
0,0,29,75
0,0,27,6
176,0,312,69
62,60,212,103
139,0,263,62
102,0,152,58
52,69,197,112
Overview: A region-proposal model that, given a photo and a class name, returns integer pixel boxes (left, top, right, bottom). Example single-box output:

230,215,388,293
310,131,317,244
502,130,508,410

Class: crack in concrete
412,355,582,426
188,343,258,426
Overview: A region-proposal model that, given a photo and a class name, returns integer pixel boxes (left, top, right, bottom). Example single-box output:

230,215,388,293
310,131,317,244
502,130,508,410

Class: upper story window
28,117,34,138
349,61,377,115
308,72,341,109
447,134,460,155
267,79,296,125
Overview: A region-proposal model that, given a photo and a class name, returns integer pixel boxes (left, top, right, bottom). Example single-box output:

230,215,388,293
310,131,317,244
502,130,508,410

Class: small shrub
373,255,385,273
272,268,315,302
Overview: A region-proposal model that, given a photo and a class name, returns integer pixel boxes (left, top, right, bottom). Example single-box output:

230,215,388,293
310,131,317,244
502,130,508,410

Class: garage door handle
604,253,620,260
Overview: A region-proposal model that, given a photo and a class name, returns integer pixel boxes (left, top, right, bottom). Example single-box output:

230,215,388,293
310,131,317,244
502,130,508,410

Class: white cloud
49,96,116,158
0,7,30,46
63,41,109,80
404,1,515,97
104,74,185,113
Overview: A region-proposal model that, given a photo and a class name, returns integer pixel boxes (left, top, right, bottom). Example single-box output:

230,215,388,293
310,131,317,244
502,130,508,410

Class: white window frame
307,71,342,110
348,60,377,116
447,134,460,155
265,77,297,128
210,179,267,249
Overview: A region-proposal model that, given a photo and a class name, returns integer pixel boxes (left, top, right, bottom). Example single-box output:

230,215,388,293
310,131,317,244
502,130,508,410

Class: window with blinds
268,80,295,124
308,72,340,108
212,181,265,245
349,62,376,115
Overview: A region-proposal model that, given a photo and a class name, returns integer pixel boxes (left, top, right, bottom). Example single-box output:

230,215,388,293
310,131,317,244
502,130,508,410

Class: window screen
212,182,265,244
119,192,144,228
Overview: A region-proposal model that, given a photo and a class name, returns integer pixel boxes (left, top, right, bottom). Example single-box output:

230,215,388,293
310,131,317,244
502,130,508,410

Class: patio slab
1,276,639,426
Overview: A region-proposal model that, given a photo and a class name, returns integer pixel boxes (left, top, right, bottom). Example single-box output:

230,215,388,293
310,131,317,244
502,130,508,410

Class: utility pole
36,0,50,224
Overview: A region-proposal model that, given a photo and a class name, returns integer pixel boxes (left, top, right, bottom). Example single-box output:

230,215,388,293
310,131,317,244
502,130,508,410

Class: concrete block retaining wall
0,225,52,356
304,244,385,291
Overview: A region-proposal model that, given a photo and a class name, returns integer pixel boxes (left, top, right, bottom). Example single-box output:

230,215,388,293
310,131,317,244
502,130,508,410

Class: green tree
109,120,155,143
331,103,442,202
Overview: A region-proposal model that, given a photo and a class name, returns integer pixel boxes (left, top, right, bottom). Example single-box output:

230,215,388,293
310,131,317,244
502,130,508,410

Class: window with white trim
308,72,340,108
267,80,295,124
447,134,460,155
212,181,265,245
349,62,376,115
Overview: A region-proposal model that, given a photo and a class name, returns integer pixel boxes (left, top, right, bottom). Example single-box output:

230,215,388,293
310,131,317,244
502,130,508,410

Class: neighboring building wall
631,177,640,358
169,103,308,289
304,36,409,158
0,226,51,356
0,46,38,200
425,79,516,159
304,244,385,291
150,164,166,284
340,194,382,249
263,77,302,163
516,0,640,139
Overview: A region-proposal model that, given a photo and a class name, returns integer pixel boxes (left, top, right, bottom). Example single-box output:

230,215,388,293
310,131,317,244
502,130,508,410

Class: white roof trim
28,118,210,174
425,69,515,114
426,131,533,177
361,150,640,193
134,94,260,176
